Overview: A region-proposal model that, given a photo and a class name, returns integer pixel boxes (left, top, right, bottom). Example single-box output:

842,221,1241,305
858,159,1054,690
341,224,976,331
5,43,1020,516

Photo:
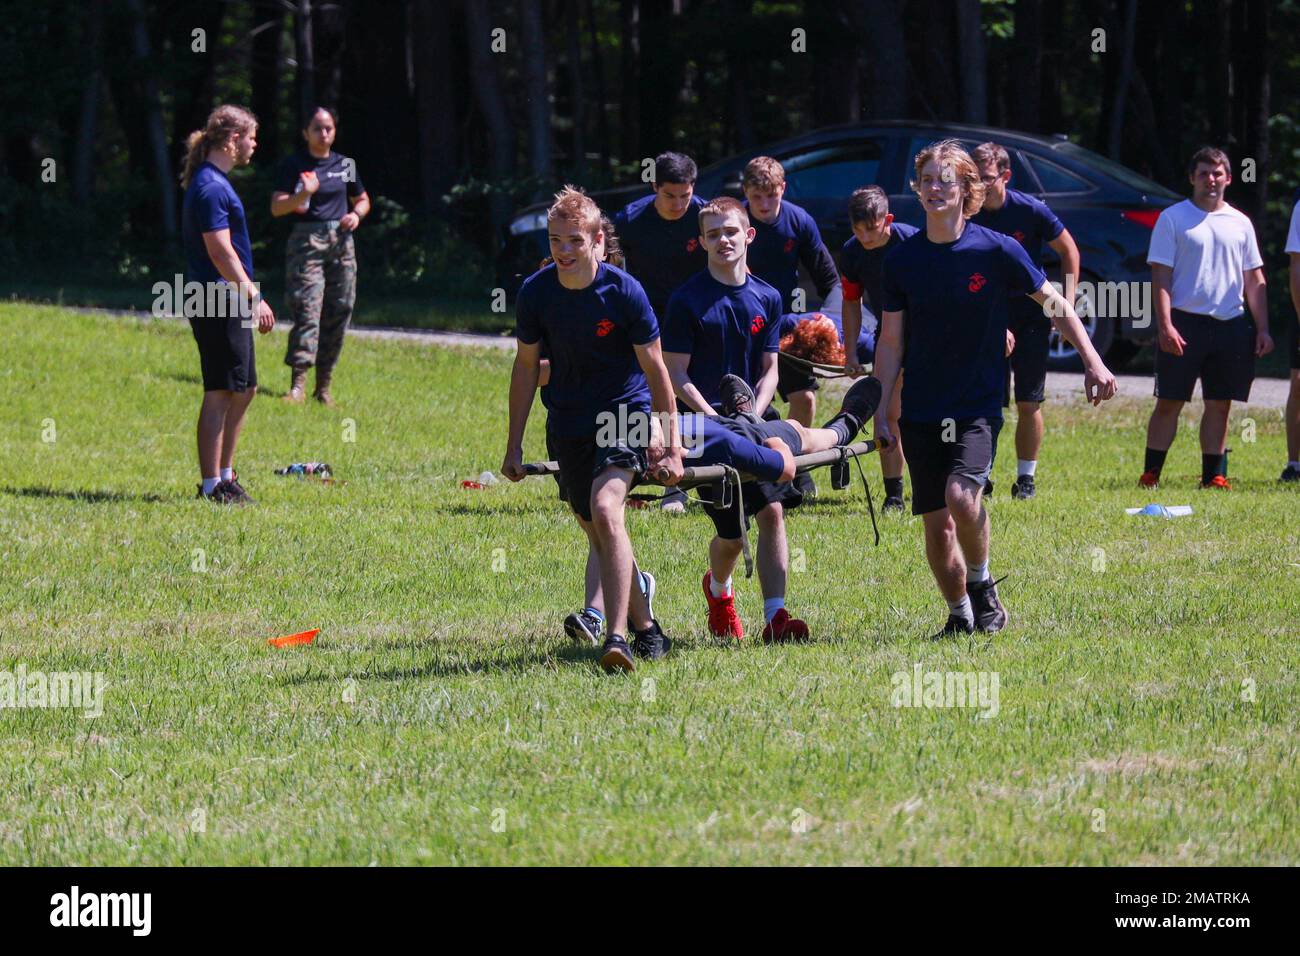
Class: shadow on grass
273,643,600,685
159,370,289,399
0,485,170,504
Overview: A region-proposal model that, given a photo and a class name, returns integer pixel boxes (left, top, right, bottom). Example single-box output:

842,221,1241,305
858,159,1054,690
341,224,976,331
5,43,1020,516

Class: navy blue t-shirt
515,263,659,438
882,222,1047,423
745,200,839,311
679,415,785,482
971,188,1063,324
182,162,253,284
661,271,782,409
838,221,920,355
274,150,365,222
613,193,709,315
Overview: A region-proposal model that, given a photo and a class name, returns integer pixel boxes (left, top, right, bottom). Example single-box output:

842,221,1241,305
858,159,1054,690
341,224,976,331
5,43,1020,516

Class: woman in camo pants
270,106,370,406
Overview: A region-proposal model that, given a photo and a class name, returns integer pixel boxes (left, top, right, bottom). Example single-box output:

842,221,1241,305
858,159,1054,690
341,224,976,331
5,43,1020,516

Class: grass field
1,302,1296,865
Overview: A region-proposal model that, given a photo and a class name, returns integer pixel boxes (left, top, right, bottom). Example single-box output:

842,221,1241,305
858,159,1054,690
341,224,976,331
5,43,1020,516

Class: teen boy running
839,185,919,512
502,187,684,672
874,141,1116,638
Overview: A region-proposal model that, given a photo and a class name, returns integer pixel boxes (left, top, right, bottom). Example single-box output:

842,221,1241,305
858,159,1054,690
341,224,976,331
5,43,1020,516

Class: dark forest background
2,0,1298,315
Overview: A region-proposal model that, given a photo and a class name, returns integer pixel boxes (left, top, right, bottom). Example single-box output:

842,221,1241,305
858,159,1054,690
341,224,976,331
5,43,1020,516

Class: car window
903,136,1038,193
1054,142,1183,199
1026,154,1092,194
779,142,885,200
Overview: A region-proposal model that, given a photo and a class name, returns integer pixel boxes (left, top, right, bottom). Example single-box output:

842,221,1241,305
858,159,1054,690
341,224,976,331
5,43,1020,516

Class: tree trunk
413,0,459,213
73,0,105,204
314,0,347,111
125,0,176,241
863,0,905,119
955,0,987,124
250,0,285,161
620,0,640,164
519,0,553,183
586,0,611,171
565,0,587,179
464,0,516,233
1106,0,1137,159
1010,0,1042,131
295,0,316,125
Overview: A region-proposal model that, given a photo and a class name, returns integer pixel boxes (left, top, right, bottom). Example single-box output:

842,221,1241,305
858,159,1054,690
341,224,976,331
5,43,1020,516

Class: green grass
1,302,1296,865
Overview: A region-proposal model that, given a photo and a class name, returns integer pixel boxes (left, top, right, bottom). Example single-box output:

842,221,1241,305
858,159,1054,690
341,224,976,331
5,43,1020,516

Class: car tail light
1122,209,1161,229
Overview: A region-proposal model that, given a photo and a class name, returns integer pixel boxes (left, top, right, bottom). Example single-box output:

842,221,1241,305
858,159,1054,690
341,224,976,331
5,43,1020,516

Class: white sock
947,594,974,623
201,476,221,495
709,574,732,599
966,561,990,584
220,467,233,482
763,597,785,623
1017,459,1037,478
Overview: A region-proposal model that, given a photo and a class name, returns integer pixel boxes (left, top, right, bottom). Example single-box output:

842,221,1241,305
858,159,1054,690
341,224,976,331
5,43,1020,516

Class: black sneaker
882,495,905,513
225,472,255,504
794,470,817,499
932,614,975,639
1281,465,1300,483
599,634,635,672
968,576,1009,633
632,620,672,660
564,609,603,645
1010,474,1035,499
195,480,241,504
720,374,756,417
836,376,883,433
983,478,994,498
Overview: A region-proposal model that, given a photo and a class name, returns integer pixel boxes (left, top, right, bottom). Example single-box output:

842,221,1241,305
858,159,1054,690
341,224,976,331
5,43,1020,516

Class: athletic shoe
794,470,817,499
195,480,242,504
932,614,975,639
720,374,756,417
1138,470,1160,488
968,577,1008,633
1010,474,1035,499
225,471,255,504
632,620,671,660
983,478,994,498
836,376,883,433
1281,465,1300,483
702,570,743,640
639,569,657,622
1201,475,1231,490
599,634,635,672
882,494,905,513
564,609,603,646
761,608,810,644
661,487,688,513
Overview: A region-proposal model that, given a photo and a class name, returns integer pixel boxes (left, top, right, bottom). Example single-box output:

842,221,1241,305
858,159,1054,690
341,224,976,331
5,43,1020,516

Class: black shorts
697,413,803,540
899,417,1002,516
777,353,819,401
546,429,645,523
1154,310,1255,402
1006,314,1050,404
189,314,257,392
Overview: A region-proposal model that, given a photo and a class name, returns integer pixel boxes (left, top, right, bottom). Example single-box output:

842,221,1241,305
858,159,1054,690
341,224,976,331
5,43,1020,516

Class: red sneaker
762,608,810,644
1138,470,1160,488
1202,475,1231,490
702,571,743,640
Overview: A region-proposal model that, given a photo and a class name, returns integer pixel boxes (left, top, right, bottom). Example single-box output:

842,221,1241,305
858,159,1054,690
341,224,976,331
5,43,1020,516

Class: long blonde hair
179,105,258,187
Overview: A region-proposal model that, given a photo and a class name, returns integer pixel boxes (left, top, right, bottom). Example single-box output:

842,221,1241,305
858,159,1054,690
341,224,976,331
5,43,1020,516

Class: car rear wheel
1046,274,1116,372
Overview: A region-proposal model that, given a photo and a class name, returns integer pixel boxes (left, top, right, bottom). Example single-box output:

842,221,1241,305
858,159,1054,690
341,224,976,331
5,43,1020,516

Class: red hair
779,313,844,366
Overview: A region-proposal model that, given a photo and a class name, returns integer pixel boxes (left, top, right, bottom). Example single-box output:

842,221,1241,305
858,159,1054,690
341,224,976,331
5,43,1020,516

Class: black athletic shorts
189,313,257,392
697,413,804,540
1154,310,1255,402
546,428,645,523
777,352,819,401
1005,314,1051,404
899,417,1002,516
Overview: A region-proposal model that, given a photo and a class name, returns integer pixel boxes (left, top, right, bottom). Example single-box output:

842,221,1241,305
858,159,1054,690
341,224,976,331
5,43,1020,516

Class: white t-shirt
1285,200,1300,255
1147,199,1263,319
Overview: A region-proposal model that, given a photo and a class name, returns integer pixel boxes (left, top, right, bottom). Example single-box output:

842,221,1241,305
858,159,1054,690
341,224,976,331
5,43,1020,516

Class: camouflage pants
283,223,357,370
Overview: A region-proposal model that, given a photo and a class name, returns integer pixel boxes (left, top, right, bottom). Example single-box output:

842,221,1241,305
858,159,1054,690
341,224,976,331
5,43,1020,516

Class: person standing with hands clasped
271,106,371,407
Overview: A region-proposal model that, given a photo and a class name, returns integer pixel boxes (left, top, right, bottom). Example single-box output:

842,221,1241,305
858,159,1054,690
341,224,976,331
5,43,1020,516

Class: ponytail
179,104,258,188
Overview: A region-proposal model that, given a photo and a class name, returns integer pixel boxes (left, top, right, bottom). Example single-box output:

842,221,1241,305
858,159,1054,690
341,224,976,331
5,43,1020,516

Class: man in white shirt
1140,147,1273,490
1283,193,1300,482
